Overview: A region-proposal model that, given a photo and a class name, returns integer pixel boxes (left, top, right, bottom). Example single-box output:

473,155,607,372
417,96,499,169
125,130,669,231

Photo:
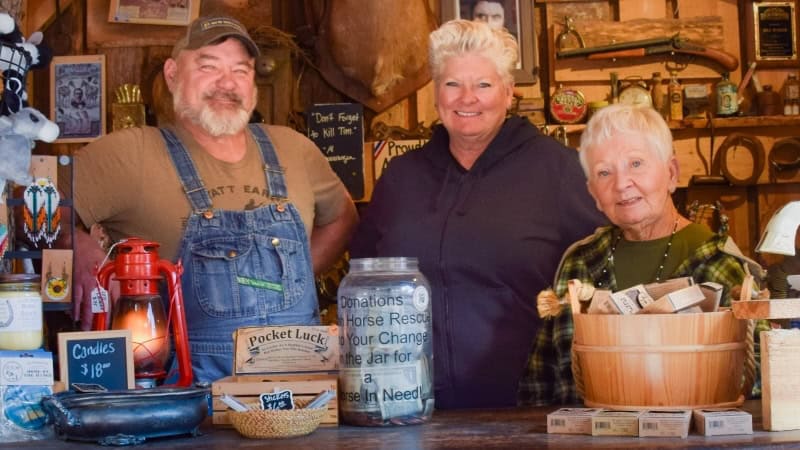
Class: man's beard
173,83,257,137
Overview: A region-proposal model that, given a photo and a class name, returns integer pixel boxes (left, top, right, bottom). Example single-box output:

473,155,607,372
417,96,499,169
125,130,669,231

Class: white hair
578,103,674,176
428,19,518,86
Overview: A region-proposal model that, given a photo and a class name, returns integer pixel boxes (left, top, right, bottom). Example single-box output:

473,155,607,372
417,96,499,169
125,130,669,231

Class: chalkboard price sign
58,330,135,391
260,389,295,410
306,103,366,200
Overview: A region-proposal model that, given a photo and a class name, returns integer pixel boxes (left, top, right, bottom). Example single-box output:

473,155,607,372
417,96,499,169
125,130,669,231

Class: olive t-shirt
74,124,349,261
614,223,713,290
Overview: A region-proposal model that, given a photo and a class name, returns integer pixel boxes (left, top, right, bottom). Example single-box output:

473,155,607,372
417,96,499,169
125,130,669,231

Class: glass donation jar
0,274,43,350
337,257,433,426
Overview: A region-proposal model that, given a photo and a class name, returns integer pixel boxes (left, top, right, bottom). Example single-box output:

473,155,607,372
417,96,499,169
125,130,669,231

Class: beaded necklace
600,218,680,287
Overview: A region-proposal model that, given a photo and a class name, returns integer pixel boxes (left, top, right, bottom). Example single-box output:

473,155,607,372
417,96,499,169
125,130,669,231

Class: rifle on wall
557,34,739,72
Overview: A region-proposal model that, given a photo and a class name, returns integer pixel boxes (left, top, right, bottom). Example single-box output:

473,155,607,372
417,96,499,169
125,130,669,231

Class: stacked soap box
547,407,752,437
211,325,340,426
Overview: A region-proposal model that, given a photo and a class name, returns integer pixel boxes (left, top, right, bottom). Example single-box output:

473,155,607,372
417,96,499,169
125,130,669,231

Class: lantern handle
158,260,193,387
92,262,117,330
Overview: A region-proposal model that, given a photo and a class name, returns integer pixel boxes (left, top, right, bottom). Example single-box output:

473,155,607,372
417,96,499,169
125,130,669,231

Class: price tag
259,389,294,410
90,286,109,313
58,330,134,391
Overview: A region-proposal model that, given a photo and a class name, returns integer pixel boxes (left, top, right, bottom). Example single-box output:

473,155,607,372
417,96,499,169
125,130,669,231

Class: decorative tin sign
550,85,587,124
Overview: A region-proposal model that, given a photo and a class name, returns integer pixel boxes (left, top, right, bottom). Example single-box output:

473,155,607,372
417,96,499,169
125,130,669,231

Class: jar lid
0,273,41,284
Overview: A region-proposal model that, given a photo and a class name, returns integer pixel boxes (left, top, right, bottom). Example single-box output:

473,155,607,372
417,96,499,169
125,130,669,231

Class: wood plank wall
21,0,800,267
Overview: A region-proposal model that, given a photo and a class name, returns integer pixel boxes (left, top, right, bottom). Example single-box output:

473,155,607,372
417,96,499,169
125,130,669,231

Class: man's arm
310,199,359,276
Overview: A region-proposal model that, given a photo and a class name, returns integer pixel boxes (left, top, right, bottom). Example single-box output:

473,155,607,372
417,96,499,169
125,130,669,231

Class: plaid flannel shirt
517,226,748,406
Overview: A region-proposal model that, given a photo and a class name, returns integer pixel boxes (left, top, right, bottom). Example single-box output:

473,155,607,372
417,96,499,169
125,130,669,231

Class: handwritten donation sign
370,139,428,181
58,330,134,391
307,103,366,200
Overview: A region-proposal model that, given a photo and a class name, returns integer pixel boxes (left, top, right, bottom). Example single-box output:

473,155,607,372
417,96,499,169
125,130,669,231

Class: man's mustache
204,91,243,105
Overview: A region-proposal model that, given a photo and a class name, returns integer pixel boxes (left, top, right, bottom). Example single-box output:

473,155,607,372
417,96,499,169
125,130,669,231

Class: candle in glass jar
0,274,43,351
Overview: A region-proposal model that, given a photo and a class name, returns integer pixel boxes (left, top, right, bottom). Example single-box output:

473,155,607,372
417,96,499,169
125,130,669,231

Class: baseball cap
172,16,260,59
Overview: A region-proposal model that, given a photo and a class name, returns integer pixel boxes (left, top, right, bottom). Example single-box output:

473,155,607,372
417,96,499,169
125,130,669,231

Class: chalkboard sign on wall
58,330,135,391
306,103,368,200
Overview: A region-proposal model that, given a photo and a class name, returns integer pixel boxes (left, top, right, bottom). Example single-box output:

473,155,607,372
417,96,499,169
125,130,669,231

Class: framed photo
109,0,201,26
744,0,800,68
442,0,538,84
50,55,107,143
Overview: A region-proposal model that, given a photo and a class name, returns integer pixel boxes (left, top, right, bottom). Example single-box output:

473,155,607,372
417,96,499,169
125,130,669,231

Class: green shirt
517,224,749,406
614,223,712,289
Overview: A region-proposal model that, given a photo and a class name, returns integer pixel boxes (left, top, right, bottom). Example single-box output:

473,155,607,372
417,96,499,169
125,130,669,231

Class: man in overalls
72,16,358,383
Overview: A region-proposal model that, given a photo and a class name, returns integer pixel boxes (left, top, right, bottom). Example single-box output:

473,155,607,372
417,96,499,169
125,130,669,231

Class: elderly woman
517,103,758,406
349,19,605,409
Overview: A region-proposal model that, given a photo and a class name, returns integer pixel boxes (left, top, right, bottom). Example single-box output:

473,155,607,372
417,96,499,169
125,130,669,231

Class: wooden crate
760,330,800,431
211,373,338,426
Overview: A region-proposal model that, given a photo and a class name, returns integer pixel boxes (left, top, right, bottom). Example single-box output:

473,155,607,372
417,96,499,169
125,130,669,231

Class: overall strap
159,128,213,212
248,124,288,201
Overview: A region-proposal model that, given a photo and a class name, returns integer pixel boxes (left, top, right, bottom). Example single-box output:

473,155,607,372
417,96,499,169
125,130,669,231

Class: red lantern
94,238,192,388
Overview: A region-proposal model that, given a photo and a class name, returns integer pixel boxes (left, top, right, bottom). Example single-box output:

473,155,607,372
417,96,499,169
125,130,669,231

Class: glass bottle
668,71,683,121
651,72,666,118
715,72,738,117
785,73,800,115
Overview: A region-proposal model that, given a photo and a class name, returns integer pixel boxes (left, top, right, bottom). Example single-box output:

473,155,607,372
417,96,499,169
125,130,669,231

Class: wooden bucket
572,310,750,410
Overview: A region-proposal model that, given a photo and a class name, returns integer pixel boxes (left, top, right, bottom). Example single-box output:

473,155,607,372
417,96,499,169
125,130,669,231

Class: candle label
0,295,42,332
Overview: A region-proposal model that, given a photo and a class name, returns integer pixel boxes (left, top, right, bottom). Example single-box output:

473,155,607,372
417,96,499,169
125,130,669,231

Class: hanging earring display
22,177,61,247
45,262,70,301
41,249,73,302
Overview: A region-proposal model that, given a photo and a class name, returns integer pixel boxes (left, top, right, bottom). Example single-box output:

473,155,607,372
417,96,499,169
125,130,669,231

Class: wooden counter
5,400,800,449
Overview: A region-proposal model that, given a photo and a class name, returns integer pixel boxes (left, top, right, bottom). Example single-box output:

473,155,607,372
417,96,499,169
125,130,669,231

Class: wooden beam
732,299,800,319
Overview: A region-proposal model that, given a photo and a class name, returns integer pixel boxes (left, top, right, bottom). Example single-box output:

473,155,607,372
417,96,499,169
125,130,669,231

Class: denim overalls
160,125,320,383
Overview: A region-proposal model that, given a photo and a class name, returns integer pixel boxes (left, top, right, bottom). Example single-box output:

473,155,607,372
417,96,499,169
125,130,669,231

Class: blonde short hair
428,19,518,86
578,104,674,176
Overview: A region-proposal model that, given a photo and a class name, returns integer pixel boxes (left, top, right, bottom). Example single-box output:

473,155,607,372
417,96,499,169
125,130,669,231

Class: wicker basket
228,400,326,439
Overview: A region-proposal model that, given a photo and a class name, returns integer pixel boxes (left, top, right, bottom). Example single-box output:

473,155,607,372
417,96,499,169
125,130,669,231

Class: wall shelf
555,115,800,134
670,115,800,130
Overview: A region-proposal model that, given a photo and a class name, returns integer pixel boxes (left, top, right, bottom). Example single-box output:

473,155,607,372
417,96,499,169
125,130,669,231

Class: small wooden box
211,374,339,426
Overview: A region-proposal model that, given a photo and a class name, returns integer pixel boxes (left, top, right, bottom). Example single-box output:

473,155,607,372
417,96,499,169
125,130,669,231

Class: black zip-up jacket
350,117,606,408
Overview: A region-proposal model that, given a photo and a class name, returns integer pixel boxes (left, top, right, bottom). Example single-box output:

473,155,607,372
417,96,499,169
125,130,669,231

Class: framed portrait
109,0,201,26
50,55,107,143
743,0,800,68
442,0,538,84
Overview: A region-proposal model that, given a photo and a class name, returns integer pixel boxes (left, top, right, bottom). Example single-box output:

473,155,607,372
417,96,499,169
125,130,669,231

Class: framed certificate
744,1,799,68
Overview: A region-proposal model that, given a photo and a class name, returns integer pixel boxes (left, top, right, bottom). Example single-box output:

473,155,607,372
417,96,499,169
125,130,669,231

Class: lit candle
111,296,171,375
